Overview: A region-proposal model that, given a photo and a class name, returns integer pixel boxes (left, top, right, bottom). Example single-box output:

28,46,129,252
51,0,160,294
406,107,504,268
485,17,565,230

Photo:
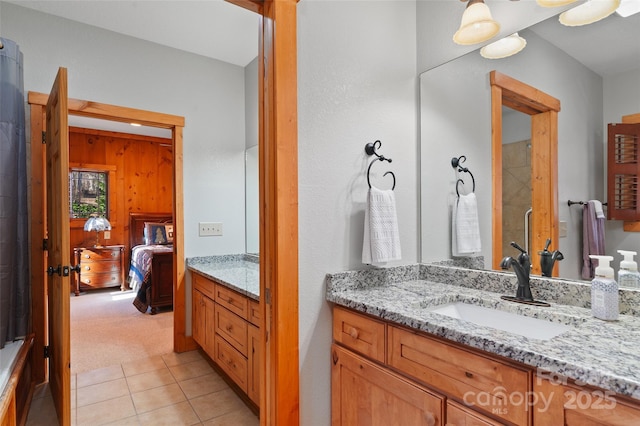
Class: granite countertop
326,263,640,401
187,254,259,301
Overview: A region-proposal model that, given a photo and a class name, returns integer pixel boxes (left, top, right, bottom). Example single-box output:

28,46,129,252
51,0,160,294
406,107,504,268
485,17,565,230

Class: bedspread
129,244,172,313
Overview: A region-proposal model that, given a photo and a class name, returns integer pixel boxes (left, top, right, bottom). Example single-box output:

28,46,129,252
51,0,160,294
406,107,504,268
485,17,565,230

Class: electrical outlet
199,222,223,237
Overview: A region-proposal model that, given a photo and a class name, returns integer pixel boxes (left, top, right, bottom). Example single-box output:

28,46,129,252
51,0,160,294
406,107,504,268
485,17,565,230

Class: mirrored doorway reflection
502,107,532,257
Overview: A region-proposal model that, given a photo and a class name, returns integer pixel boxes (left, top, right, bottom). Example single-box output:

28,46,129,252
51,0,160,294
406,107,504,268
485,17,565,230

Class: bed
128,212,174,314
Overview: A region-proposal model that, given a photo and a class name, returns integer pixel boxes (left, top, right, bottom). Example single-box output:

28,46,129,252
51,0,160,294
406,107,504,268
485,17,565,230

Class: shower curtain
0,38,30,349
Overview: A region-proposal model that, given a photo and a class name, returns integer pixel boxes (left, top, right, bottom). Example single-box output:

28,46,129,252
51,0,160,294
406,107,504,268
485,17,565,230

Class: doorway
490,70,560,276
28,92,186,386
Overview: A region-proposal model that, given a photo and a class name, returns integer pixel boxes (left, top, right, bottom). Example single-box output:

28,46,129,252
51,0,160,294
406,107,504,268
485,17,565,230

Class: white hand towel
591,200,606,219
362,187,402,264
452,193,481,255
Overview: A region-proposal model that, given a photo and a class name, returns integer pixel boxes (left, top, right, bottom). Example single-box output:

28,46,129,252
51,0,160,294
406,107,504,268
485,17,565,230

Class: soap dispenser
588,255,619,321
617,250,640,289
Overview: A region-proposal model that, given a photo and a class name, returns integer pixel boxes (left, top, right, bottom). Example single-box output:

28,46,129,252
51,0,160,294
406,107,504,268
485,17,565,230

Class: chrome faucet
500,241,533,302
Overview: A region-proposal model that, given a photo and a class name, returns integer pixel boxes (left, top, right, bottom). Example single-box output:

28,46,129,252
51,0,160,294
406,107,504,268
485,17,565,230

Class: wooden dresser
73,245,125,296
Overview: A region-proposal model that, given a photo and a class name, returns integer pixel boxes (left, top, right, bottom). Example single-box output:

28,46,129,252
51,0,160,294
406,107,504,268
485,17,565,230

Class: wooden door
332,344,443,425
45,67,72,425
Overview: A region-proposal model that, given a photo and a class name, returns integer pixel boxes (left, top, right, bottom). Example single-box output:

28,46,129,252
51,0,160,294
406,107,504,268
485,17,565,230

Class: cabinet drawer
80,262,120,273
447,400,503,426
333,306,386,363
388,326,530,426
192,272,216,301
80,249,122,262
249,299,260,327
214,334,248,392
215,304,248,356
80,272,122,287
215,284,248,319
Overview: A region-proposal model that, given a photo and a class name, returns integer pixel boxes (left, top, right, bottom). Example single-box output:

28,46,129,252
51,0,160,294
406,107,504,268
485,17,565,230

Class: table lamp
84,214,112,247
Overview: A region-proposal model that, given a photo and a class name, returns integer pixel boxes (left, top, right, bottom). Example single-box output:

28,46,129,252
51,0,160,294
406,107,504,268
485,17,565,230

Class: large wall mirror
420,10,640,281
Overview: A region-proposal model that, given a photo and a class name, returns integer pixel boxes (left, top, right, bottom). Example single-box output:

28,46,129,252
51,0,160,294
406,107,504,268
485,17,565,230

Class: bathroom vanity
327,264,640,425
187,255,260,407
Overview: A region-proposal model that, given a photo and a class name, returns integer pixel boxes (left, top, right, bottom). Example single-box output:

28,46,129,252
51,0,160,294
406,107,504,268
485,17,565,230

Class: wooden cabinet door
192,289,205,348
45,67,71,426
248,324,260,406
332,344,443,426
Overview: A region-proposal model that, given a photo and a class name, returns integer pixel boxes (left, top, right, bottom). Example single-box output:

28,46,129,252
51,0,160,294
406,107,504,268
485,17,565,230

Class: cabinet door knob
348,327,359,340
424,412,435,426
465,371,474,379
332,350,338,365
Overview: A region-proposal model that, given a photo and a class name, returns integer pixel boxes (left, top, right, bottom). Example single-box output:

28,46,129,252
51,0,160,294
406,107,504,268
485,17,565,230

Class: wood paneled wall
68,126,173,263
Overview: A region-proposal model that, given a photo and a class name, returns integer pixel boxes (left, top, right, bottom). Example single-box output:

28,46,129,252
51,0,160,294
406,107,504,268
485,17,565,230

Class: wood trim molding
490,71,560,276
28,92,184,128
259,0,300,424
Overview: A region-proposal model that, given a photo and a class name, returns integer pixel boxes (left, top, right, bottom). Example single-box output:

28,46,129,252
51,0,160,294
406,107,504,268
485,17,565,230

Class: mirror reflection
420,11,640,281
245,145,259,255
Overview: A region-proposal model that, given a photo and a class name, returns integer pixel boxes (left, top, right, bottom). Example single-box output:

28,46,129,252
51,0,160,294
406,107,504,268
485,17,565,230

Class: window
68,164,116,227
69,170,108,218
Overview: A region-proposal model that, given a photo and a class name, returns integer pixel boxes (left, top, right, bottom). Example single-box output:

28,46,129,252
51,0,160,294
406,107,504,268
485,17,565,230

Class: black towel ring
365,140,396,190
451,155,475,196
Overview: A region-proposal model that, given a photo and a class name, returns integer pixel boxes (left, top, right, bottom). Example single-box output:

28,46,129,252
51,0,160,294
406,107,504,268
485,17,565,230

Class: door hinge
42,131,46,144
265,288,272,305
44,345,50,359
42,238,48,251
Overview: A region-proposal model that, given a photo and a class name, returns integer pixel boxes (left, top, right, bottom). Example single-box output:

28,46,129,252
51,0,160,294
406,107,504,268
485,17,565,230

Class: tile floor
26,350,259,425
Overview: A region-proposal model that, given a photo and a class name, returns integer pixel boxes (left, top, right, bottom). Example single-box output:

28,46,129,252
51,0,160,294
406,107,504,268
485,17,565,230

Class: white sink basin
428,302,571,340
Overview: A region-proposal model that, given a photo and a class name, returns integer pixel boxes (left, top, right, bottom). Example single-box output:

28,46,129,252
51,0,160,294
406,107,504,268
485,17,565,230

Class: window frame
69,163,117,229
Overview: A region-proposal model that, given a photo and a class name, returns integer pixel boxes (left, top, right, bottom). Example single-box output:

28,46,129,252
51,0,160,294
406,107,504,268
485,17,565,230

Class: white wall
1,2,248,261
297,1,417,423
420,30,603,280
245,57,259,149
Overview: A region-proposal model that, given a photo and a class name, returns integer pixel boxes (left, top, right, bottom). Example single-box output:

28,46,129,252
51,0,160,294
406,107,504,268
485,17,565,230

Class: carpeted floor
70,288,173,375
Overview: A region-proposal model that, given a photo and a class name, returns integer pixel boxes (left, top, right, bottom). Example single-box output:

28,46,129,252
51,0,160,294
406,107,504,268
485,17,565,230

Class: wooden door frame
490,71,560,275
229,0,300,424
28,93,187,384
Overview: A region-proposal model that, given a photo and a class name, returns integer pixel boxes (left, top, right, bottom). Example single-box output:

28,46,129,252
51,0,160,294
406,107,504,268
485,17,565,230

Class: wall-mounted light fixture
480,33,527,59
559,0,621,26
453,0,500,45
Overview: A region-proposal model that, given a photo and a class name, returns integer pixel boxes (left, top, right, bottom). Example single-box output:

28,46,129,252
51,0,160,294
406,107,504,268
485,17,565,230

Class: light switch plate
103,231,111,240
199,222,223,237
559,221,567,238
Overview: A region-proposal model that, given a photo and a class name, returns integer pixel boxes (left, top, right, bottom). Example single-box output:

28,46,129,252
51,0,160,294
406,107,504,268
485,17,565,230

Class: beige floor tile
25,394,58,426
169,359,214,382
131,383,186,414
103,416,140,425
72,388,77,409
202,408,259,426
126,368,176,393
76,395,136,426
189,389,246,422
77,364,124,388
178,372,228,399
162,350,203,367
122,355,167,377
71,374,77,390
77,378,130,407
136,400,200,425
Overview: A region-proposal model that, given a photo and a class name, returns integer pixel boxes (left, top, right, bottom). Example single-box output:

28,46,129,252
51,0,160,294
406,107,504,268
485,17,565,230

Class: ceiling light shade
480,33,527,59
559,0,621,26
453,0,501,45
616,0,640,17
536,0,578,7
